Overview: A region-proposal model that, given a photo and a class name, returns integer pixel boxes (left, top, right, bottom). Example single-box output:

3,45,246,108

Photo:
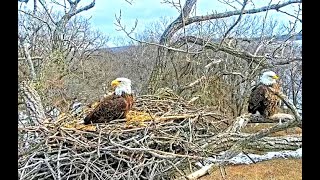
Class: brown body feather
84,93,133,124
248,83,281,117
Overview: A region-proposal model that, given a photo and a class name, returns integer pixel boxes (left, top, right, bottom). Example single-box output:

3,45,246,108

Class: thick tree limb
188,148,301,179
19,81,47,125
199,132,301,155
160,0,197,45
160,0,301,46
70,0,96,17
217,115,300,164
184,0,301,30
226,113,296,133
185,119,301,179
51,0,96,50
271,89,302,123
186,92,302,179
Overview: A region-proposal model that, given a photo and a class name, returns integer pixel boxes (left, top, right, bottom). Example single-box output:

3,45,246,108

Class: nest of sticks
18,92,234,180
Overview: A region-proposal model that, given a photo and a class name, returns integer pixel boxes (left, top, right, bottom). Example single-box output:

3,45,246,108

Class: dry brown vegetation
200,159,302,180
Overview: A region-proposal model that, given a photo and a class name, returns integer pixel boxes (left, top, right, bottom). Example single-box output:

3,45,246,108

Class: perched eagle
248,71,281,117
83,77,134,125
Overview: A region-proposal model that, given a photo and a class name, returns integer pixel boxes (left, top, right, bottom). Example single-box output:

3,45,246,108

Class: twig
44,154,58,180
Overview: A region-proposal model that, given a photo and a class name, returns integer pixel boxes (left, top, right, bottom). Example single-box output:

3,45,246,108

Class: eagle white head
111,77,132,95
260,71,279,86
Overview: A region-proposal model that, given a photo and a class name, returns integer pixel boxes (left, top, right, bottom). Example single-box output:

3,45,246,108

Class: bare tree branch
21,43,37,80
177,35,269,66
114,12,203,54
70,0,96,17
161,0,301,46
160,0,197,45
39,0,57,25
219,0,249,46
277,9,302,23
18,56,43,61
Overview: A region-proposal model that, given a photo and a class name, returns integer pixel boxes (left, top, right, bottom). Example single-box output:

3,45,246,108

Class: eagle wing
84,95,128,124
248,84,267,114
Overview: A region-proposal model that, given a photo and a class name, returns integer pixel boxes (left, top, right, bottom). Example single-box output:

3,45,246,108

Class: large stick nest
18,91,231,180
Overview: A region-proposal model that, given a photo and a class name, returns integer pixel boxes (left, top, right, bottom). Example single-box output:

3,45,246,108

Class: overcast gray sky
19,0,302,47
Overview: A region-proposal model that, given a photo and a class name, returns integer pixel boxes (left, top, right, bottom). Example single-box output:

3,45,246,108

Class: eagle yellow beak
272,75,279,80
111,80,120,88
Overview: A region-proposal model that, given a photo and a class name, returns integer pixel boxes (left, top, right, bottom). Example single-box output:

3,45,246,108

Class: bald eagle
83,77,134,125
248,71,281,117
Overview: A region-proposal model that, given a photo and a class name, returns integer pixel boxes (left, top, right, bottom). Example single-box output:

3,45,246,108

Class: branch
185,0,301,27
18,81,47,124
114,11,203,54
219,114,301,161
269,88,302,123
189,99,302,179
18,56,43,61
226,113,296,133
18,9,53,31
21,43,37,80
221,72,245,78
159,0,197,45
188,147,301,179
176,36,269,67
161,0,301,46
124,0,133,5
39,0,57,25
200,132,301,154
219,0,249,46
204,59,222,69
277,9,302,23
178,76,207,93
70,0,96,17
272,58,302,66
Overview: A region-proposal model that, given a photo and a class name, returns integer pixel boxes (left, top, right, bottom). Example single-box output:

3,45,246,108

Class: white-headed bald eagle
83,77,134,124
248,71,281,117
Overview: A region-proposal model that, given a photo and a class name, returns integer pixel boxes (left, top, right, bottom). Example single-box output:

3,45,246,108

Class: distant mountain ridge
104,33,302,52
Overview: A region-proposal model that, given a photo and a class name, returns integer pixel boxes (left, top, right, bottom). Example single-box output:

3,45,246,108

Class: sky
19,0,302,47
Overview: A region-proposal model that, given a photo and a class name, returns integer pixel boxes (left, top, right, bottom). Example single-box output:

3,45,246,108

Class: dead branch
178,76,207,93
18,56,43,61
18,94,301,179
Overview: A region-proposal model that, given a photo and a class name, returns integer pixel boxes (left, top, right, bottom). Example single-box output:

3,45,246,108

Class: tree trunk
19,81,46,125
146,0,197,94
